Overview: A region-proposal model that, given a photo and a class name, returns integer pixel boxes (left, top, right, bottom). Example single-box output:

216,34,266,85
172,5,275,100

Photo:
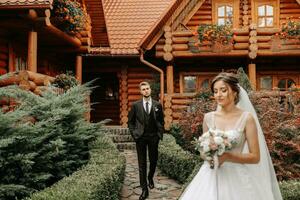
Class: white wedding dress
180,87,283,200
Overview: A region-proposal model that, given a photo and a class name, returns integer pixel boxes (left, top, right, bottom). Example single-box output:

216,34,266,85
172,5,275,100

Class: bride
179,73,282,200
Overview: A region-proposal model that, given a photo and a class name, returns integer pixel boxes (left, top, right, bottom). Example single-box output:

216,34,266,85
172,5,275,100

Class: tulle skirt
179,161,275,200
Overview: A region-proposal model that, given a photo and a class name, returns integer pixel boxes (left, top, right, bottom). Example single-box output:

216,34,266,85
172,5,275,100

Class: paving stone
120,150,183,200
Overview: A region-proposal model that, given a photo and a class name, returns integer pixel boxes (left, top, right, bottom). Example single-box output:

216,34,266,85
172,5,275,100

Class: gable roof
0,0,52,9
139,0,205,51
97,0,173,55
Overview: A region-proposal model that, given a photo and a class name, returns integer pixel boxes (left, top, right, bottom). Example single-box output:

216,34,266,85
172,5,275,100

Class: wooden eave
0,7,93,53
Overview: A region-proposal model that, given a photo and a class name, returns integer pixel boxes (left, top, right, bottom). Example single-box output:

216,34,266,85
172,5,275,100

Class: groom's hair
211,72,240,104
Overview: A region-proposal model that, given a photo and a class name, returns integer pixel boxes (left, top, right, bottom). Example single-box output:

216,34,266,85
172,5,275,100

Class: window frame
179,72,217,94
212,0,240,28
252,0,279,28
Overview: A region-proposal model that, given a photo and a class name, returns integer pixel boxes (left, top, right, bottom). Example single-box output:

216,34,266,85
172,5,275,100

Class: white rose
214,136,223,145
203,144,210,153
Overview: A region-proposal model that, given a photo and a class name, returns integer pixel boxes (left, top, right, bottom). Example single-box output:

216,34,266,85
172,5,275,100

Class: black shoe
139,189,149,200
148,178,154,189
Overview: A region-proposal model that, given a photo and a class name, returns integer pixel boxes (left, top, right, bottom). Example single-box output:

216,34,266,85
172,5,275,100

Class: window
183,76,197,93
212,0,239,28
260,76,273,90
252,0,279,28
180,73,217,93
217,5,233,26
258,5,274,27
278,78,296,91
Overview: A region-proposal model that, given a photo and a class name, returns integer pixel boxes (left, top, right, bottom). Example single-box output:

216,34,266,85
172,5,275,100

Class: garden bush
27,135,126,200
0,84,101,199
158,134,202,183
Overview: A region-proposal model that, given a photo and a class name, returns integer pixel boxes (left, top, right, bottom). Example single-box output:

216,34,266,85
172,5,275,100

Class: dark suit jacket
128,99,164,140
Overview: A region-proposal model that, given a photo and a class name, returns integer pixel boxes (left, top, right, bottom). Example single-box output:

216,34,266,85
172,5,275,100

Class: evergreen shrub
27,136,126,200
158,134,201,183
0,84,100,199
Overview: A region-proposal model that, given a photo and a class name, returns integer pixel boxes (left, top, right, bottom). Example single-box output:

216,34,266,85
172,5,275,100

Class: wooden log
249,44,258,51
19,80,31,91
164,116,173,123
128,88,141,94
171,50,248,57
171,105,189,110
0,60,6,68
0,73,20,86
233,28,249,35
249,31,257,37
128,95,141,101
163,52,173,61
120,110,129,117
172,44,189,51
172,112,183,119
0,68,7,75
171,99,193,105
0,52,8,60
233,43,249,50
165,38,172,45
172,31,194,37
257,50,300,56
256,28,280,35
163,44,172,52
280,3,300,9
121,116,128,123
164,108,172,116
248,51,257,59
258,43,271,49
249,37,257,44
257,36,272,42
164,32,172,38
280,9,300,14
172,37,189,44
164,100,172,108
0,45,8,53
233,35,249,42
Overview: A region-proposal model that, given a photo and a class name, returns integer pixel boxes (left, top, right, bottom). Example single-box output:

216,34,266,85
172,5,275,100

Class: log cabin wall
0,38,8,75
280,0,300,24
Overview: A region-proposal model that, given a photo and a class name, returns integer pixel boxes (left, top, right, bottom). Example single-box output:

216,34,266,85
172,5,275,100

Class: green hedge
158,134,300,200
280,180,300,200
27,136,126,200
157,134,202,183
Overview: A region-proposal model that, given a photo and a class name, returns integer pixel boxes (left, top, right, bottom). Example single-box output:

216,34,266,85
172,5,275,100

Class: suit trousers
136,135,159,190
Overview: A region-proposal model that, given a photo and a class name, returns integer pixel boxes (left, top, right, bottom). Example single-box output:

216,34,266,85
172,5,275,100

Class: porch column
248,63,256,90
166,64,174,94
8,43,15,72
27,30,37,72
76,55,82,83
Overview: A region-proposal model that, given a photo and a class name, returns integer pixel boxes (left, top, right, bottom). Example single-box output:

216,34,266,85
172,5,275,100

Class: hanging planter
191,24,233,53
51,0,88,34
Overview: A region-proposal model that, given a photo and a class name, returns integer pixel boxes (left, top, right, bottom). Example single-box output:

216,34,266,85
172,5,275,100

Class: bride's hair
211,72,240,104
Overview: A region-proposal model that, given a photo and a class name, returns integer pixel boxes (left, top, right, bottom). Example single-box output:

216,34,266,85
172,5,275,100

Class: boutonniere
154,107,159,112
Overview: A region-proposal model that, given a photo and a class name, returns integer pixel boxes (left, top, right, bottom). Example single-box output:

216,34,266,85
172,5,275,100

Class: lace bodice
204,111,249,153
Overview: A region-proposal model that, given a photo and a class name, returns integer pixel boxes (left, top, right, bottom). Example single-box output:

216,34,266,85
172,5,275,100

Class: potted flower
281,19,300,40
196,24,234,53
52,0,88,35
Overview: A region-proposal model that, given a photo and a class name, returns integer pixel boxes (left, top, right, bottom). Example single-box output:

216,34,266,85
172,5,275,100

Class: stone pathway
120,150,183,200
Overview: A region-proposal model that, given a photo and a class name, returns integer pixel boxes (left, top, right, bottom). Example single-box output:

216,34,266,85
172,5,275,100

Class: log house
1,0,300,128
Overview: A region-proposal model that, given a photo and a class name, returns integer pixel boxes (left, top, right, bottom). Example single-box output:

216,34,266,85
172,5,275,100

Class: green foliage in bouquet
52,0,88,34
0,84,101,199
197,24,234,45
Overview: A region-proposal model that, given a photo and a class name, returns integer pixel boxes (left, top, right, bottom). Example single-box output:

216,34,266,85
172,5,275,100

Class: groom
128,81,164,200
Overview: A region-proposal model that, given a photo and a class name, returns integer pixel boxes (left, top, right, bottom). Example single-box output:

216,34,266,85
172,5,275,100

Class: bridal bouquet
193,129,239,169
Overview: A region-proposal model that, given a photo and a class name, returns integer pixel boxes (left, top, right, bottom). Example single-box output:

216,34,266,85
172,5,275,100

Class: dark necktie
146,102,149,114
